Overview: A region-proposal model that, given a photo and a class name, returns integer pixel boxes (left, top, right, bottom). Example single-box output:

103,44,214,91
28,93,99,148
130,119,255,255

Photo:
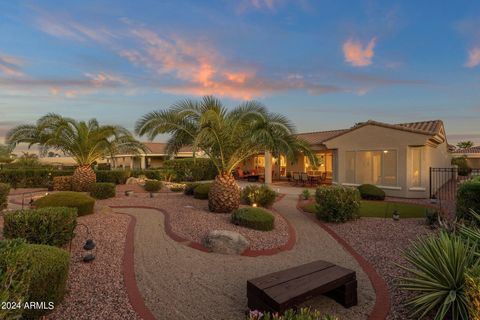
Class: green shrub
163,158,216,181
231,207,274,231
301,189,311,200
53,175,72,191
34,191,95,216
193,183,211,199
144,180,162,192
247,308,339,320
0,239,31,320
357,184,385,200
399,232,477,320
241,185,277,208
95,170,130,184
465,265,480,320
131,169,161,180
184,182,201,195
315,186,360,222
90,182,116,199
0,182,9,211
457,179,480,224
3,207,77,246
452,156,471,176
0,239,70,319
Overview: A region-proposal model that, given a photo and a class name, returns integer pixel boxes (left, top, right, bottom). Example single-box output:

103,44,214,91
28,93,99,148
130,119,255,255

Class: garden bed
99,194,291,251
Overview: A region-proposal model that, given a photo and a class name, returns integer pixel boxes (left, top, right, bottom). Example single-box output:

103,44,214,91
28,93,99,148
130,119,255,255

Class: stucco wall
466,157,480,168
324,124,445,198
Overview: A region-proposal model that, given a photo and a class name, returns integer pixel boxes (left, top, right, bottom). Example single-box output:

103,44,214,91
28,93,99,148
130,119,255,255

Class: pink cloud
342,37,377,67
465,47,480,68
0,53,24,77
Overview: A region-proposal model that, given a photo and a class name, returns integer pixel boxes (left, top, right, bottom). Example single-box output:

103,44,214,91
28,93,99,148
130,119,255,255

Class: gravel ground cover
46,210,140,320
100,193,290,250
114,194,375,320
325,217,435,320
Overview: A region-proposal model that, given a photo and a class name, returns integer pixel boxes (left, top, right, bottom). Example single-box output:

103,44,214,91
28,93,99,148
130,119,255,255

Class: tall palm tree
136,96,317,213
7,113,145,191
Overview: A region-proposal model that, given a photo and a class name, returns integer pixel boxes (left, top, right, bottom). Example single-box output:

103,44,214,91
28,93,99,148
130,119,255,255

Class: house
239,120,451,199
107,142,203,169
451,146,480,169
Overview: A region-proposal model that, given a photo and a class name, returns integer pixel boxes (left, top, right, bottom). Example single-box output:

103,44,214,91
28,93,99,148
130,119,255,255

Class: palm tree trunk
208,173,240,213
72,165,96,192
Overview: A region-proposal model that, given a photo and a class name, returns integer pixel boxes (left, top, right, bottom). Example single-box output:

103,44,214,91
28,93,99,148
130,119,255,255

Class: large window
411,148,422,187
344,150,397,186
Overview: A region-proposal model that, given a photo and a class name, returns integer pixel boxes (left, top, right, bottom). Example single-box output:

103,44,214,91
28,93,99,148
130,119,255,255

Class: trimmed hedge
315,186,360,223
241,184,277,208
0,239,70,319
144,180,162,192
90,182,116,199
231,207,275,231
34,191,95,216
358,184,385,200
3,207,77,246
0,169,74,188
163,158,217,181
193,183,211,199
95,170,130,184
53,176,72,191
457,179,480,224
0,182,9,211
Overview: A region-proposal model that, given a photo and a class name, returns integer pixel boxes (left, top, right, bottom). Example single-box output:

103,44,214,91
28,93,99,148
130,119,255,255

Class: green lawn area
302,200,430,218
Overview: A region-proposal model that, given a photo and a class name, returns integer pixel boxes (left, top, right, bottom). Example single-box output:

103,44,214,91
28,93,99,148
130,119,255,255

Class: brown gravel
100,193,290,251
326,217,436,320
46,210,140,320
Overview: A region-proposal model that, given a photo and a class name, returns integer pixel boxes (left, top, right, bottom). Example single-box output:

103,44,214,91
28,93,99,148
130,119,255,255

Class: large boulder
126,177,146,185
203,230,250,255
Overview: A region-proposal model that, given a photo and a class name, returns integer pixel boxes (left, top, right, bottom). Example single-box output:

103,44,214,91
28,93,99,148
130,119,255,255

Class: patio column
140,156,146,169
265,151,272,184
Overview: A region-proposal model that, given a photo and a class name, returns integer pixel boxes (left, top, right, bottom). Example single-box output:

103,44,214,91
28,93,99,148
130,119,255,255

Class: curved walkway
113,194,375,320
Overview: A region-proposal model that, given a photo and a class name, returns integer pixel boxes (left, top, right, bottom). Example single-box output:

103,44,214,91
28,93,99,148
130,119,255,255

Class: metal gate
429,167,480,199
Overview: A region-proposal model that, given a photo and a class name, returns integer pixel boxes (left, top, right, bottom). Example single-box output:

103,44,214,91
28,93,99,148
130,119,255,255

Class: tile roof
143,142,193,154
452,146,480,154
295,119,444,145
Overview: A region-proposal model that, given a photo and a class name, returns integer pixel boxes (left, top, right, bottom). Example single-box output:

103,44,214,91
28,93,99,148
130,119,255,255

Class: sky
0,0,480,149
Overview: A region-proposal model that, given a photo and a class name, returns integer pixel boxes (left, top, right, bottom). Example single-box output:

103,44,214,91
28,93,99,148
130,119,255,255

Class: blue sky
0,0,479,146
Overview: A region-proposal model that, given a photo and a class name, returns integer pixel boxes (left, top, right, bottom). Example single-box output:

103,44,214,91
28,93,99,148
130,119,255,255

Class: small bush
241,185,277,208
53,175,72,191
465,266,480,320
3,207,77,246
247,308,339,320
457,179,480,224
90,182,116,199
144,180,162,192
301,189,311,200
315,186,360,222
0,239,70,319
231,207,274,231
184,182,201,195
0,169,74,188
193,183,211,199
34,191,95,216
0,182,10,211
358,184,385,200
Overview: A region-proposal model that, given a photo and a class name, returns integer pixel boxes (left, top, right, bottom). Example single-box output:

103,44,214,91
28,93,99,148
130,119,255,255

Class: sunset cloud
0,53,24,77
465,47,480,68
343,38,377,67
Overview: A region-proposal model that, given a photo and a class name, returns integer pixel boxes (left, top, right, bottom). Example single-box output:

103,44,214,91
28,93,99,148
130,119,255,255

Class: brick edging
109,204,296,257
118,213,157,320
296,198,391,320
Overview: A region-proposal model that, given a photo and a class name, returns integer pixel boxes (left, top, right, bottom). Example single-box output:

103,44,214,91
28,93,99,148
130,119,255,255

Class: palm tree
0,144,14,164
457,141,475,149
136,96,317,213
7,113,145,191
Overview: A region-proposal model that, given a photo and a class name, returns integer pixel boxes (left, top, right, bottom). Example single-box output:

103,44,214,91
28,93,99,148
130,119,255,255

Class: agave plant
398,231,479,320
7,113,145,191
136,96,317,213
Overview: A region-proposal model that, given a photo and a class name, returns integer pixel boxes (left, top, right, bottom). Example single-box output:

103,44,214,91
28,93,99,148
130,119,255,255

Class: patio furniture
300,172,309,186
292,172,300,185
247,174,261,182
247,260,357,313
309,174,320,186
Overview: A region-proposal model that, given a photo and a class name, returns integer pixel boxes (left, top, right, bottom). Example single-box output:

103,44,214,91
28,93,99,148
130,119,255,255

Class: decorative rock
203,230,250,255
126,177,145,185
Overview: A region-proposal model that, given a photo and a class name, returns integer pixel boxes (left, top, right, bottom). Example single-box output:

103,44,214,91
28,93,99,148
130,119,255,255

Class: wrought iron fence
429,167,480,199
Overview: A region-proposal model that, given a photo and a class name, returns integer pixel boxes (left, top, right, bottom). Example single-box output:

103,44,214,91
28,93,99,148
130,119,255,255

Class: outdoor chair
300,172,309,186
292,172,300,185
